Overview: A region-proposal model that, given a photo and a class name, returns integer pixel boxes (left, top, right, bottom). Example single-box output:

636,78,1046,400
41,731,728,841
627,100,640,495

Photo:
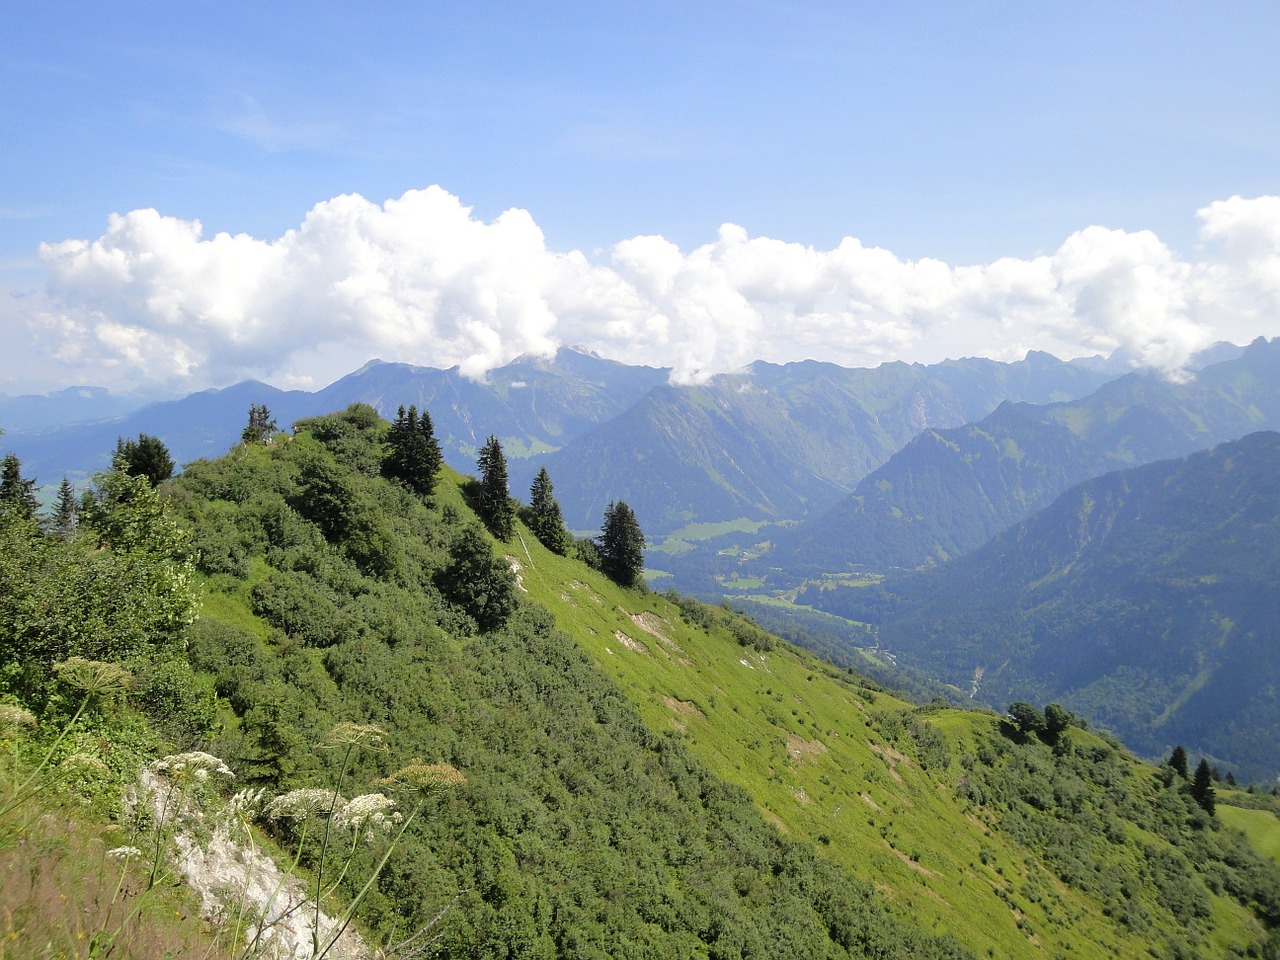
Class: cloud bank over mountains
12,186,1280,393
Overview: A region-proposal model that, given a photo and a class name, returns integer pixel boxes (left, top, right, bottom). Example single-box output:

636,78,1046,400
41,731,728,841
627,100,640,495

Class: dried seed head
324,722,389,751
380,761,467,794
53,658,133,695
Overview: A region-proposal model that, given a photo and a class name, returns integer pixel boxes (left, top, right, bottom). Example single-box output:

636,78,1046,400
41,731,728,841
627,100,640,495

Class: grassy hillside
514,523,1280,959
5,405,1280,958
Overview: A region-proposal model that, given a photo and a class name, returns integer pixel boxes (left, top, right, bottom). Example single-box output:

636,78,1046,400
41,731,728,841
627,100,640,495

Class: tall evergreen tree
598,500,646,588
115,433,175,486
384,404,414,483
1192,758,1216,815
52,476,78,540
527,466,571,554
0,454,38,522
1168,745,1189,779
476,435,514,540
417,406,443,492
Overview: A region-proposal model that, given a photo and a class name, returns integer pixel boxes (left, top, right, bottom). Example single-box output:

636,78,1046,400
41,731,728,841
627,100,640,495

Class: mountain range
773,336,1280,574
2,347,1117,536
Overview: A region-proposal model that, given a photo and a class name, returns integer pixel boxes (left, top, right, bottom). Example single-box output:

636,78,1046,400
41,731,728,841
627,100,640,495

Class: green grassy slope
154,406,1280,958
512,521,1279,959
170,410,976,959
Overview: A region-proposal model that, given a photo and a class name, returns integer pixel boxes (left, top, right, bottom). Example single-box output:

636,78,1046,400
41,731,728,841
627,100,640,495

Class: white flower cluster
265,788,343,823
223,787,268,820
149,751,235,781
106,845,143,860
0,704,36,737
334,793,402,836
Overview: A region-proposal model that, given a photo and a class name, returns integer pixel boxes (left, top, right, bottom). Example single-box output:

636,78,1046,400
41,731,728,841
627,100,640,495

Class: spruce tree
52,476,78,539
1192,758,1216,815
475,435,514,540
385,404,442,496
416,406,443,494
598,500,646,588
1169,745,1189,779
0,454,38,522
528,466,571,554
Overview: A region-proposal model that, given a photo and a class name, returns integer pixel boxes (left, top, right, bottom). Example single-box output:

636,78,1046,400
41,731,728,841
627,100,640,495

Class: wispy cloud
16,186,1280,393
0,206,57,222
209,94,344,153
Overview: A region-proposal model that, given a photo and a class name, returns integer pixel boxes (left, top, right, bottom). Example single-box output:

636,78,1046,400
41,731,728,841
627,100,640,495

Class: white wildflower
106,845,143,860
0,704,36,738
149,751,234,780
266,788,344,823
334,793,401,835
223,787,268,820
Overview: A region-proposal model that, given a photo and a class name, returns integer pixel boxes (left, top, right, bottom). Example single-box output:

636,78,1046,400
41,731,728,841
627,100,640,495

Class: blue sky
3,2,1280,395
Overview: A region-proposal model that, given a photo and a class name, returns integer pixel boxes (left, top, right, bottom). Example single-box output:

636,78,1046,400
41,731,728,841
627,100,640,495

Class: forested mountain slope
777,336,1280,572
799,431,1280,781
6,405,1280,957
4,350,1111,535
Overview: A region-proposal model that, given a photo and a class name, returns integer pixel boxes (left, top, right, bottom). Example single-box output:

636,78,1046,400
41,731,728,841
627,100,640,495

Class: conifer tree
384,404,442,496
384,404,413,480
417,405,443,492
1192,758,1216,815
1168,745,1189,779
0,454,38,522
242,403,278,444
598,500,646,588
528,466,571,554
52,476,78,540
476,435,514,540
115,433,175,486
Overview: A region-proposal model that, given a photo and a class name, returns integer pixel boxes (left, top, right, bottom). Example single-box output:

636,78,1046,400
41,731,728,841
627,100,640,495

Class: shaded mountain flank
799,430,1280,781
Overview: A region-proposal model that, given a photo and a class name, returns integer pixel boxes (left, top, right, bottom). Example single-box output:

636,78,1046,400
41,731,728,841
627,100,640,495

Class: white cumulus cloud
15,187,1280,394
